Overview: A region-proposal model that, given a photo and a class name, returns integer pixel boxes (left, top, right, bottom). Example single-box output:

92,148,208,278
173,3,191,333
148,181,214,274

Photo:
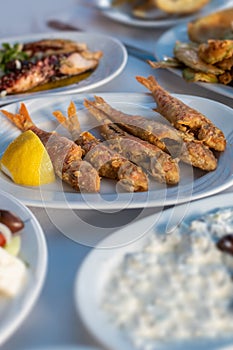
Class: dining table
1,0,233,350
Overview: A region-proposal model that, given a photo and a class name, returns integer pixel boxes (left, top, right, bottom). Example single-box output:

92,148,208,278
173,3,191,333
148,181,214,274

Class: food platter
0,189,47,346
154,23,233,99
0,92,233,210
74,192,233,350
0,31,127,105
94,0,233,28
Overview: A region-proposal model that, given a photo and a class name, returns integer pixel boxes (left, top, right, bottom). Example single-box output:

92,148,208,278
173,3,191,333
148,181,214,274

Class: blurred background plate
155,23,233,99
94,0,233,28
0,190,47,346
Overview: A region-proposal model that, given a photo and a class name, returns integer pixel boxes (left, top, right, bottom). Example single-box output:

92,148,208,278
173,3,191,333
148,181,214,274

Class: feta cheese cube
0,247,27,297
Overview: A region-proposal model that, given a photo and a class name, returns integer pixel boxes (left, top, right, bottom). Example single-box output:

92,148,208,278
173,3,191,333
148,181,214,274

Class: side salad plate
93,0,233,28
0,189,47,345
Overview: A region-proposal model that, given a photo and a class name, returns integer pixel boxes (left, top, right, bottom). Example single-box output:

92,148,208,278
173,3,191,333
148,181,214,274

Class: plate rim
0,31,128,105
0,92,233,209
0,189,48,346
74,191,233,350
154,23,233,99
95,0,233,28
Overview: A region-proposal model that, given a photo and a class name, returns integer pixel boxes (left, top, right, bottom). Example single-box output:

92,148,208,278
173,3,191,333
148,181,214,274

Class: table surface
1,0,233,349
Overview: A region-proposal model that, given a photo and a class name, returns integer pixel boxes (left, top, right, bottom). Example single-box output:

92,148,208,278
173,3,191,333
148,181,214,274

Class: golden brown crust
155,0,210,15
53,103,149,192
198,40,233,65
84,98,180,185
136,75,226,152
1,104,101,192
187,8,233,43
76,131,149,192
91,95,183,155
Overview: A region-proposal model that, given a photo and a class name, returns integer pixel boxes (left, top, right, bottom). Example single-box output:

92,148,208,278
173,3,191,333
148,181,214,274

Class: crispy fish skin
53,103,148,192
78,132,149,192
1,104,100,193
88,91,217,171
84,98,180,185
91,95,183,158
178,131,217,171
136,75,226,152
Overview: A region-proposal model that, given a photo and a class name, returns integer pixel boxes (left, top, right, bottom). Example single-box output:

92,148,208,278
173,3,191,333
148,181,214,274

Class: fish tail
83,98,107,123
53,110,67,125
93,95,105,104
53,101,81,140
83,98,111,127
1,103,34,131
84,98,125,139
67,101,77,117
136,75,159,92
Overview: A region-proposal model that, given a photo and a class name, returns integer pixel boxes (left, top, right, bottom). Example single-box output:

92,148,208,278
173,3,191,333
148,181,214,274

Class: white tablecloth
1,1,233,349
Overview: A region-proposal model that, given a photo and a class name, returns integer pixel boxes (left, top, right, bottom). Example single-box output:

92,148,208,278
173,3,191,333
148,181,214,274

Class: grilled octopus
0,39,102,96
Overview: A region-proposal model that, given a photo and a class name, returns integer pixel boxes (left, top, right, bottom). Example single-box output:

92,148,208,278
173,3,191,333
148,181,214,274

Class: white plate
95,0,233,28
28,347,100,350
0,189,47,346
154,23,233,99
0,31,127,105
0,93,233,209
74,192,233,350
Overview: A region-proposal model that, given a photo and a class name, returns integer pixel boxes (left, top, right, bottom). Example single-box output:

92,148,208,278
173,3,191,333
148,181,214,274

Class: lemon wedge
1,130,55,186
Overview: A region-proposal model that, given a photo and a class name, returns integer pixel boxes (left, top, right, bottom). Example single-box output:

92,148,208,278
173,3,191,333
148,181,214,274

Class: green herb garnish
0,42,29,73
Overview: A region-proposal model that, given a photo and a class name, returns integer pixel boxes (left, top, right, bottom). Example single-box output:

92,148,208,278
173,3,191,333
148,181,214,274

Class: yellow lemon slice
1,130,55,186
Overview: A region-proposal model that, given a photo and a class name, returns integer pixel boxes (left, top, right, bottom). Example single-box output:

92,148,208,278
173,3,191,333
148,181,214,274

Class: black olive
216,234,233,255
0,210,24,233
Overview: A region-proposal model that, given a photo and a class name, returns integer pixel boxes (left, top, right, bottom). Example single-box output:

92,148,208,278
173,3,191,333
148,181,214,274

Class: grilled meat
22,39,89,58
0,50,102,96
0,38,102,96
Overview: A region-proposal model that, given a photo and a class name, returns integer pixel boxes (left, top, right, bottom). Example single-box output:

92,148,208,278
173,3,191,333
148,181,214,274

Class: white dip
102,208,233,350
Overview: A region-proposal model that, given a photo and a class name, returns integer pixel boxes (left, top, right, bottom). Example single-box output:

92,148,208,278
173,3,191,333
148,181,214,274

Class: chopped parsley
0,42,29,73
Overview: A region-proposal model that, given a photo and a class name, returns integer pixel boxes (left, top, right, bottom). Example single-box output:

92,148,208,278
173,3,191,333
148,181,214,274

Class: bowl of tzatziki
75,192,233,350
